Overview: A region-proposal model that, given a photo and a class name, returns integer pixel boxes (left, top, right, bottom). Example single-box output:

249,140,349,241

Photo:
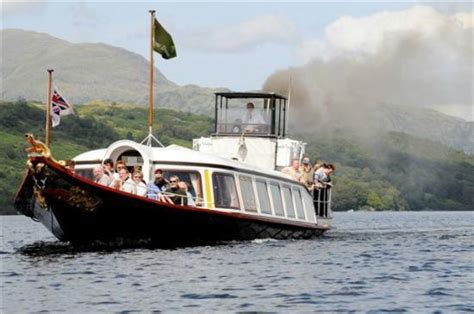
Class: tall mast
141,10,164,147
148,9,155,133
45,69,54,147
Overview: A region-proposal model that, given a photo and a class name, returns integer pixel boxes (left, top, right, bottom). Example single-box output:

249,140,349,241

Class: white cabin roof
72,140,292,180
73,148,107,162
154,144,288,176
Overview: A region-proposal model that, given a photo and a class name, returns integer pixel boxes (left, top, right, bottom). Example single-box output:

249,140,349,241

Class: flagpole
146,10,156,147
140,9,164,147
148,10,155,143
45,69,54,147
140,10,169,147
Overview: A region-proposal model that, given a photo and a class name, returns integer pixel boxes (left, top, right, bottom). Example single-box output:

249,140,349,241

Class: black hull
15,157,328,246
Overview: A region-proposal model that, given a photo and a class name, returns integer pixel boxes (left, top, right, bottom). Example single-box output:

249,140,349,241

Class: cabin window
118,150,144,169
282,186,296,218
162,170,203,206
302,190,316,222
256,180,272,215
75,168,94,180
212,173,240,209
293,188,306,220
239,176,257,212
269,183,285,217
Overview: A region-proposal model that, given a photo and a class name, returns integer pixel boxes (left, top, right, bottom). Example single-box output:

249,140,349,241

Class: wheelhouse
194,92,305,171
214,92,288,137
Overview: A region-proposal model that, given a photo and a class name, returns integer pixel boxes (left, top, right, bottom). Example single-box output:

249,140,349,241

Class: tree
367,192,383,210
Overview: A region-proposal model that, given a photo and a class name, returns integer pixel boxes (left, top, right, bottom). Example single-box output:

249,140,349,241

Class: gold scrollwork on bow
33,186,48,209
67,186,102,212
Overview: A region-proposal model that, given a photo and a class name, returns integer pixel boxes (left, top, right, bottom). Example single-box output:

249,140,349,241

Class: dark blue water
1,211,473,312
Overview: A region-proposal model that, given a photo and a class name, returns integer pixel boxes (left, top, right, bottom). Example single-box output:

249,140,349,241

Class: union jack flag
51,86,74,127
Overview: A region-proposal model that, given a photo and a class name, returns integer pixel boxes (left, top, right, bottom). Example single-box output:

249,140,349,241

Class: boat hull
15,157,329,246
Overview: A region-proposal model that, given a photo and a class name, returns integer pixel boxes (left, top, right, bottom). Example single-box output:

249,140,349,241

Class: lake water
1,211,473,312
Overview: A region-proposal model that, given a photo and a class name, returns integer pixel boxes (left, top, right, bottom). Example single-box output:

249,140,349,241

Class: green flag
153,18,176,59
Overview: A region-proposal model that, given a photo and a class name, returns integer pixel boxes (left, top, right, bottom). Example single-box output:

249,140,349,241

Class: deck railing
147,191,202,207
313,187,332,218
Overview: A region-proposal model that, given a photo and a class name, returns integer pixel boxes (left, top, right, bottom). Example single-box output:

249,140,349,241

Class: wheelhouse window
214,93,288,137
269,182,285,217
212,173,240,209
282,186,296,218
256,180,272,215
239,176,257,212
162,170,203,206
293,188,306,220
217,105,271,135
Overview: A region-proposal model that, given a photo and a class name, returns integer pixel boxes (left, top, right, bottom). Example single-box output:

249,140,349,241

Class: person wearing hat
146,168,169,199
299,155,315,189
241,102,265,133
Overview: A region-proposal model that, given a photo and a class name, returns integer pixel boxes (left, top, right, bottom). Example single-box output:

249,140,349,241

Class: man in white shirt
241,102,265,132
93,166,111,186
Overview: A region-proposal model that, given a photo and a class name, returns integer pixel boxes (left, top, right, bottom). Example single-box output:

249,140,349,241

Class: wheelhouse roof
215,92,287,100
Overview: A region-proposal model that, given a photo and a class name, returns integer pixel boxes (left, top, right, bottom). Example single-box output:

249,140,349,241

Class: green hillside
300,130,473,211
0,100,472,214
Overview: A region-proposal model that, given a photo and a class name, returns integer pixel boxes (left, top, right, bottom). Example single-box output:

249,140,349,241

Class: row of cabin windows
212,172,315,221
76,166,315,221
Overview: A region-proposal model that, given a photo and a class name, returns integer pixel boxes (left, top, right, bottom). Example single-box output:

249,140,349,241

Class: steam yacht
15,92,332,246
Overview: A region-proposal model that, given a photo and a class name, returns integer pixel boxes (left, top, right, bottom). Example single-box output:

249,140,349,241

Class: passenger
163,176,187,205
132,170,147,197
178,181,195,207
113,168,136,194
299,155,315,189
313,163,335,218
132,165,147,184
93,165,112,186
281,158,302,181
103,158,115,180
241,102,265,133
147,169,169,199
114,160,127,180
314,163,335,187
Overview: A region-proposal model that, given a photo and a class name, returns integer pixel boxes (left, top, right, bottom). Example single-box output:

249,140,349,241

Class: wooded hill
1,100,472,214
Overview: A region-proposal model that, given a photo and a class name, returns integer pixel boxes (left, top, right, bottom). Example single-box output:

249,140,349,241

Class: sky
2,1,473,119
2,1,465,89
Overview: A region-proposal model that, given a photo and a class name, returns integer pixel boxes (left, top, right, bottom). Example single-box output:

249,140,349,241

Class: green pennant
153,18,177,59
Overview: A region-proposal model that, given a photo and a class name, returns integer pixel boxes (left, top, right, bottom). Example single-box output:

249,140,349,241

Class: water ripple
181,293,238,299
1,212,473,312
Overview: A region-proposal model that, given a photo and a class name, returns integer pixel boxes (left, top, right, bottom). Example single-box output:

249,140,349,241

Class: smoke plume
263,6,473,132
